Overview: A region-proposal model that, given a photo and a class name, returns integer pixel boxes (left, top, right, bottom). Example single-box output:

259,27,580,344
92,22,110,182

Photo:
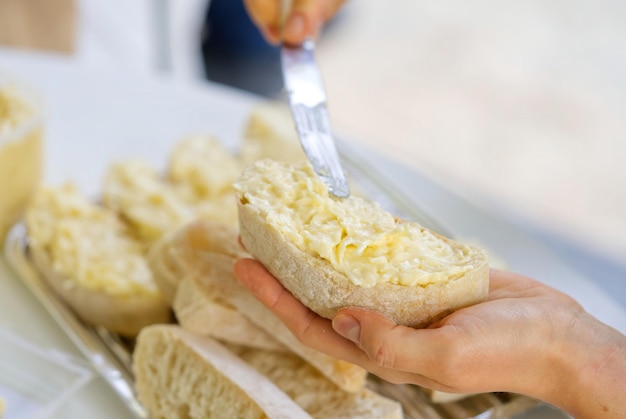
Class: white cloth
75,0,208,80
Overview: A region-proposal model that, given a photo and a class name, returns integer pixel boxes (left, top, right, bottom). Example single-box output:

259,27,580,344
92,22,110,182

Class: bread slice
148,220,248,303
234,160,490,328
161,220,368,393
166,135,240,228
240,102,307,165
167,135,240,199
133,325,310,419
229,345,403,418
25,184,171,337
173,274,285,352
102,160,195,244
197,262,369,393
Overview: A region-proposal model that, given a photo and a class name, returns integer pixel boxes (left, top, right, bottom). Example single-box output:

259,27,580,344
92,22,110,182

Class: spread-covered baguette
234,160,489,328
25,184,170,336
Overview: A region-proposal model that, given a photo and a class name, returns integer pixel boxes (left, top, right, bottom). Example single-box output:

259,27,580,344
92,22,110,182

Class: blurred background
1,0,624,272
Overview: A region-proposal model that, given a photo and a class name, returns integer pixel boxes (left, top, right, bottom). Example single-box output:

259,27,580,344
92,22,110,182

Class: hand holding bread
236,261,626,418
234,159,490,328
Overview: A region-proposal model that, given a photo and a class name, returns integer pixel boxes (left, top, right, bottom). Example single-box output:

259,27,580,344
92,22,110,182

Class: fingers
243,0,282,43
234,258,462,388
234,258,354,356
282,0,325,44
333,307,448,374
244,0,345,45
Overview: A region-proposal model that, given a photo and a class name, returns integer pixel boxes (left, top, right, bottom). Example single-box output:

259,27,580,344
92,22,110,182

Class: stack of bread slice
135,220,404,418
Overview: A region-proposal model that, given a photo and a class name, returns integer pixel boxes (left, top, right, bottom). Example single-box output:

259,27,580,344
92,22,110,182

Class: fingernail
332,315,361,344
284,13,305,41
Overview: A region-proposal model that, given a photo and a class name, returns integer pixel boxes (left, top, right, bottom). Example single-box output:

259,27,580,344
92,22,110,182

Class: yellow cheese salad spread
0,83,43,240
234,160,477,288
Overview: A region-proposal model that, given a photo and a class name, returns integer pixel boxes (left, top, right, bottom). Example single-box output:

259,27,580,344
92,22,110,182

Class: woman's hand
243,0,346,45
234,259,626,418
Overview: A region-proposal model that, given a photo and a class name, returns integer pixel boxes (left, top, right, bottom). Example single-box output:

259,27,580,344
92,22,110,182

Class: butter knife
280,38,350,198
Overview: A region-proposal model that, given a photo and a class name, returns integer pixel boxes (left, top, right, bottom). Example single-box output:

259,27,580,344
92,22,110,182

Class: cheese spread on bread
235,160,476,288
168,135,240,199
26,184,160,296
102,160,195,242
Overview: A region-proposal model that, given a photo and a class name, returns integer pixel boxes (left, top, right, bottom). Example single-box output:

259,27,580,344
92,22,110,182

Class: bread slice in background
234,160,490,328
173,274,285,352
25,184,171,337
167,135,240,228
240,102,307,165
167,135,240,200
163,220,369,393
229,344,403,419
148,220,248,303
195,262,369,393
102,160,195,245
133,325,311,419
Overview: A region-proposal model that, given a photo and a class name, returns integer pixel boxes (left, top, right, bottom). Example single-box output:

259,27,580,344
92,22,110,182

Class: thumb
282,0,325,44
332,307,447,374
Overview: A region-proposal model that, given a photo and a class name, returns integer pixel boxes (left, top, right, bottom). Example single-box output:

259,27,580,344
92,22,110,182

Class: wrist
542,312,626,417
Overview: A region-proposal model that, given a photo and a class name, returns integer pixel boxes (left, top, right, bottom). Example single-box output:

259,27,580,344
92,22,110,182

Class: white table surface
1,48,624,418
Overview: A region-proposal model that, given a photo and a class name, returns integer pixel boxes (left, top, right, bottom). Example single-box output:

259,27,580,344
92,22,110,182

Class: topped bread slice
234,160,489,328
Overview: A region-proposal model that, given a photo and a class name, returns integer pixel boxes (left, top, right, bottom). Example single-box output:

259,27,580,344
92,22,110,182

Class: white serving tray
0,48,578,418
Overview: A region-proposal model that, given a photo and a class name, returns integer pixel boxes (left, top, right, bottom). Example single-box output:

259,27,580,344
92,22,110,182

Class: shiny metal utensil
280,39,350,198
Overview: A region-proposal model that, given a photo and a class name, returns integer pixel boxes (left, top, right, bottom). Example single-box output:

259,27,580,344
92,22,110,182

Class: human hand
243,0,346,45
234,259,626,418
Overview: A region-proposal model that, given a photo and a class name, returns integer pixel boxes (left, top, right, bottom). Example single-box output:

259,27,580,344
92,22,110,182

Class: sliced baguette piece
229,345,403,418
234,160,490,328
133,325,310,419
196,261,369,393
163,220,369,393
173,274,285,352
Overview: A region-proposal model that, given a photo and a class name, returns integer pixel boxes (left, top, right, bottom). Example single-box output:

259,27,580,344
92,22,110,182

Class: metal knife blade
281,40,350,198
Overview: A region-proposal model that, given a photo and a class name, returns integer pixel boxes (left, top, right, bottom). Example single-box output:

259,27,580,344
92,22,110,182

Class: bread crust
134,325,310,419
31,244,171,337
237,200,489,328
173,274,286,352
148,220,249,302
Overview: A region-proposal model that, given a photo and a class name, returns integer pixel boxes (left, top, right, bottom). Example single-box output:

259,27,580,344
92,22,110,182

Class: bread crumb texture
234,160,479,288
231,345,402,419
134,325,310,419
